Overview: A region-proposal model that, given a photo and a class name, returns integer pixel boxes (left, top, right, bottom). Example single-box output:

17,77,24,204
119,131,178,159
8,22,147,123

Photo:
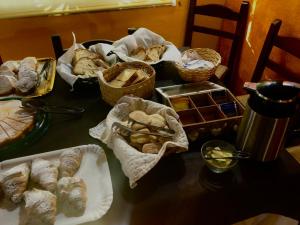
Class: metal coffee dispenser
236,81,300,161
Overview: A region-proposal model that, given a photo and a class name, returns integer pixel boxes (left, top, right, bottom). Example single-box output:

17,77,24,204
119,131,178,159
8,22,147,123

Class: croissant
59,149,83,177
0,162,30,203
23,188,56,225
57,176,87,216
31,158,58,193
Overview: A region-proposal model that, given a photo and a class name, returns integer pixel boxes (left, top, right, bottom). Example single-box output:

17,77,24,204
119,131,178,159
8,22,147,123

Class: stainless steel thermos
236,81,300,161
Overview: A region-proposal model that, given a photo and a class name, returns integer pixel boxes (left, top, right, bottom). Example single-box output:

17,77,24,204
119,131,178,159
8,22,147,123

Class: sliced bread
72,49,103,65
73,57,99,76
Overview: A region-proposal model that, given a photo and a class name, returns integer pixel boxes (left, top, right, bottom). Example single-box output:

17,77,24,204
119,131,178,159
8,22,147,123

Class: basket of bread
112,28,181,65
99,61,155,106
56,35,116,90
89,96,188,188
175,48,221,82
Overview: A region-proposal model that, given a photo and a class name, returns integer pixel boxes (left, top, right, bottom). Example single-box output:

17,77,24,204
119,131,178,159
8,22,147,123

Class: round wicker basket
98,62,156,106
175,48,222,82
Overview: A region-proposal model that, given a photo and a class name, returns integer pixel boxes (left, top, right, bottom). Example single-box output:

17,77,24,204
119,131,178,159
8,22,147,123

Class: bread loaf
72,49,103,65
73,57,99,76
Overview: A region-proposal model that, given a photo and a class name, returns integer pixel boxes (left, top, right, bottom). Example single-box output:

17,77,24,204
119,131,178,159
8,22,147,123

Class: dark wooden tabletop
1,63,300,225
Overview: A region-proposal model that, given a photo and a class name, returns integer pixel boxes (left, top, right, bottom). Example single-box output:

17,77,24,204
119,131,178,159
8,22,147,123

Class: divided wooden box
156,82,245,140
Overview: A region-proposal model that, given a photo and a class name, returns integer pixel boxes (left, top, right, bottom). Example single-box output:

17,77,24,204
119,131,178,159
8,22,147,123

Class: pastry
0,75,15,95
0,61,19,74
57,176,87,216
16,57,38,93
31,158,59,193
59,149,83,178
23,188,57,225
0,163,30,203
0,100,35,147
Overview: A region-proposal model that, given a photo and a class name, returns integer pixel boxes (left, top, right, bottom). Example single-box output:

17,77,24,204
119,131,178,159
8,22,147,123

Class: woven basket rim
176,48,222,70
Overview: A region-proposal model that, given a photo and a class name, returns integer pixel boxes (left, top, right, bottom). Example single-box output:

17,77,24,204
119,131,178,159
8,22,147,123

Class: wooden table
1,63,300,225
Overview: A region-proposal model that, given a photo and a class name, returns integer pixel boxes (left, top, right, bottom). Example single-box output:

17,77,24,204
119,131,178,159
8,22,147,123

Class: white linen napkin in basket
89,96,189,188
56,33,116,88
112,27,182,65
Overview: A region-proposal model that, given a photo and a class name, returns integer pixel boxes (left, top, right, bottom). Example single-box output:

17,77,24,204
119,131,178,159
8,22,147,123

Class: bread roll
129,110,150,124
142,143,161,154
149,114,166,128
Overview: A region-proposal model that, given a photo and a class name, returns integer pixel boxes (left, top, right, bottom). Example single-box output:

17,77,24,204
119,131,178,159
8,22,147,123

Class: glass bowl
201,140,238,173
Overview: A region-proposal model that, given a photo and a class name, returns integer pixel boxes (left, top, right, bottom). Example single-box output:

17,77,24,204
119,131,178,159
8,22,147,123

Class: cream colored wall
0,0,224,61
0,1,186,60
191,0,225,49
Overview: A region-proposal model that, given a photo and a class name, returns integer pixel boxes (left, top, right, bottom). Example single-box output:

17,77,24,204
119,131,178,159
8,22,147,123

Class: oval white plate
0,144,113,225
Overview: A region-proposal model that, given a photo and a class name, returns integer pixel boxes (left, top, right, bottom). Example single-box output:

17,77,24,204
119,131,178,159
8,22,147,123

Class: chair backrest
184,0,249,86
51,35,113,59
251,19,300,82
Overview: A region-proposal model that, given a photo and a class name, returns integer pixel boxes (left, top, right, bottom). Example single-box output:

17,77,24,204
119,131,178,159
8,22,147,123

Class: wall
222,0,300,94
0,0,227,61
191,0,225,49
0,1,189,60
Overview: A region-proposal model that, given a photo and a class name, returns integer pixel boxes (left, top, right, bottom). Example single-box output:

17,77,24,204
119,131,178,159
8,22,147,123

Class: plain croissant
31,158,58,193
57,176,87,216
23,188,57,225
0,162,30,203
59,149,83,177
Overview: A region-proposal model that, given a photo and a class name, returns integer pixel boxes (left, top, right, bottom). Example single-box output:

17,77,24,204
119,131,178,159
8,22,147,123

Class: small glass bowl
201,140,238,173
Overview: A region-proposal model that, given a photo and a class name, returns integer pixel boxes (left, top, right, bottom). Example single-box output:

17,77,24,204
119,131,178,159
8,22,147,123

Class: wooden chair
248,19,300,143
251,19,300,82
184,0,249,88
51,35,113,59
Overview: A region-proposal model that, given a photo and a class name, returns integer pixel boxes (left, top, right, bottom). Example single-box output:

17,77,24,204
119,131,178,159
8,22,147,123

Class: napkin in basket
56,33,116,88
89,96,189,188
112,28,181,65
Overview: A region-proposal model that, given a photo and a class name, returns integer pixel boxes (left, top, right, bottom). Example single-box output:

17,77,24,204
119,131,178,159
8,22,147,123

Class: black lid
248,81,299,118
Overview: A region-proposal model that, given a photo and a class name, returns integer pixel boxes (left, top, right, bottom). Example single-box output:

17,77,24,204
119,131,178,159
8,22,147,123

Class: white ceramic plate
0,144,113,225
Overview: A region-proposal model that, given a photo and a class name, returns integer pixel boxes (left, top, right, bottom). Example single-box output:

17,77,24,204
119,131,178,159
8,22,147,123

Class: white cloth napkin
112,28,182,65
180,49,214,69
89,96,189,188
56,33,116,88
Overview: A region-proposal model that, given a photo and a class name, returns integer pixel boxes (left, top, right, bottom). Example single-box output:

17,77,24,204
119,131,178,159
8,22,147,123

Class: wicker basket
175,48,221,82
99,62,156,106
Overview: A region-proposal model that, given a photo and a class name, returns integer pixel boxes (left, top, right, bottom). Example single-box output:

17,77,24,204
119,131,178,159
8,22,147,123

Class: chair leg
51,35,64,59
